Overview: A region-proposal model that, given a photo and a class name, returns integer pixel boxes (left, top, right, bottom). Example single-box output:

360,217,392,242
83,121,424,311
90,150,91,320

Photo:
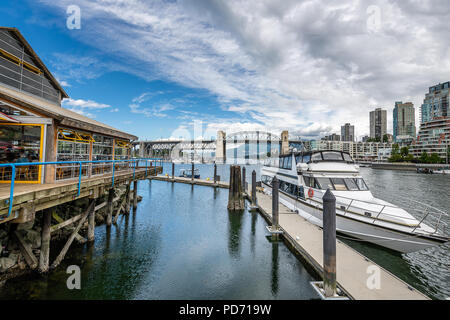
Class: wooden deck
0,167,162,222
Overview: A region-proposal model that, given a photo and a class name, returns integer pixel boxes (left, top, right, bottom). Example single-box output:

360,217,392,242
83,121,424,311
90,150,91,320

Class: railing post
322,188,337,298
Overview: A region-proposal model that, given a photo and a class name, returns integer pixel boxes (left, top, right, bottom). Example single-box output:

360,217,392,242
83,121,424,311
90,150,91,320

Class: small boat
179,168,200,179
261,150,449,253
432,168,450,175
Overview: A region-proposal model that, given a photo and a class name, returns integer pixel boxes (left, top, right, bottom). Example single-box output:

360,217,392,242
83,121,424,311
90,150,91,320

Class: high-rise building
322,133,340,141
421,82,449,123
341,123,354,142
411,82,450,161
393,102,416,141
370,108,387,140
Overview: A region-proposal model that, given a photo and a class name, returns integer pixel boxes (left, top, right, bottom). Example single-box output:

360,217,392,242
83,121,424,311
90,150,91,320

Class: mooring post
242,167,246,194
191,162,194,181
213,163,217,184
227,165,244,210
251,170,257,207
133,180,138,210
39,208,52,273
125,182,131,214
272,176,279,229
172,162,175,180
322,188,337,297
106,188,114,227
87,198,95,242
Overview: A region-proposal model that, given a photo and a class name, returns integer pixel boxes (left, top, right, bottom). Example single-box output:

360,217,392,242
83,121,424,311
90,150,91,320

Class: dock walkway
151,174,429,300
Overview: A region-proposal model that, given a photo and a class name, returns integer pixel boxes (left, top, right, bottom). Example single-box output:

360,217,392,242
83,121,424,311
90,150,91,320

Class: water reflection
227,210,244,258
271,241,279,296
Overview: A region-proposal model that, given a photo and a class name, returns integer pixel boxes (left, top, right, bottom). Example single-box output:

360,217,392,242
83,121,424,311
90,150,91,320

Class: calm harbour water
0,163,448,299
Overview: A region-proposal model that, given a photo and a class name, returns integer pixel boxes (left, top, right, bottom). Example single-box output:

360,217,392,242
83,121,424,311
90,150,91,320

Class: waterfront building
393,102,416,141
370,108,387,140
0,27,137,183
341,123,354,142
420,82,449,123
322,133,340,141
410,82,450,161
361,135,370,142
307,140,392,161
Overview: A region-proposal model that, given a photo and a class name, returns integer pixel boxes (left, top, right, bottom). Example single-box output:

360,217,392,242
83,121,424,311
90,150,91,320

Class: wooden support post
51,201,94,269
172,162,175,180
191,162,194,181
227,165,244,210
213,163,217,184
323,188,337,297
251,170,257,206
125,182,131,214
106,188,114,227
87,198,95,242
272,176,279,229
13,231,38,270
133,180,138,210
39,209,52,273
242,166,246,193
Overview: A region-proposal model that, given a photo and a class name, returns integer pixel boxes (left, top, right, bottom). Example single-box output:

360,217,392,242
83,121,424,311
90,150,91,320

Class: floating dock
151,174,430,300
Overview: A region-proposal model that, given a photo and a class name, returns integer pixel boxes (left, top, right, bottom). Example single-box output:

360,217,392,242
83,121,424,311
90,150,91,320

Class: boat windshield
322,151,344,161
305,176,369,191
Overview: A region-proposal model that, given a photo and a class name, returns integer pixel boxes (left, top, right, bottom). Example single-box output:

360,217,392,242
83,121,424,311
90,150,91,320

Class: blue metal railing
0,158,163,220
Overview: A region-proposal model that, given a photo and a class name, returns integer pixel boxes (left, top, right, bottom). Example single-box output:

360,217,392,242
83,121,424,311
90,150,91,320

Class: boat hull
263,183,447,253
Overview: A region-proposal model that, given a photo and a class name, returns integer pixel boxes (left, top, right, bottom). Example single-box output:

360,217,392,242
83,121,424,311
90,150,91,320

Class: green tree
429,153,442,164
382,134,389,143
400,146,409,157
419,151,429,163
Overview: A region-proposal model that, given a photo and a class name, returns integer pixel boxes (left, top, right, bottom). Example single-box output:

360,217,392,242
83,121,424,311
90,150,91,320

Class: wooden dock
0,167,162,222
151,174,430,300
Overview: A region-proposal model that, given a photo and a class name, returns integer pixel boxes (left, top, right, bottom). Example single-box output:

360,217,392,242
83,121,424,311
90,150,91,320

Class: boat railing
310,190,448,236
0,157,163,220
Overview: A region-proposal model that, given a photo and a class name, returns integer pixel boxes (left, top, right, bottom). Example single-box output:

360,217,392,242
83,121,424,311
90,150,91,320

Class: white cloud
62,98,111,109
41,0,450,139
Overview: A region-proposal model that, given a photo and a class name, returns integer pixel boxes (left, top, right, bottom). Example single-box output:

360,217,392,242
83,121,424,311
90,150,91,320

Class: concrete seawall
371,163,417,171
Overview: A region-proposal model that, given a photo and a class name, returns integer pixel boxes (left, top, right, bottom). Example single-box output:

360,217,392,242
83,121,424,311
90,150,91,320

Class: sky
1,0,449,141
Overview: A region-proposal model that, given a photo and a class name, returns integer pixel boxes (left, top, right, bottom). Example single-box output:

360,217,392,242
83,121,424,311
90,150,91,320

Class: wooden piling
272,176,279,229
172,162,175,179
191,162,194,181
227,165,244,210
106,188,114,227
213,163,217,184
87,198,95,242
133,180,138,210
242,167,246,193
39,208,52,273
322,188,337,297
125,182,131,214
251,170,257,206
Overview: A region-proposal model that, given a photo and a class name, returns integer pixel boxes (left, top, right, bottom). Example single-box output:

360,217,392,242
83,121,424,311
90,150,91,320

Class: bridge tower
216,131,226,163
281,130,289,155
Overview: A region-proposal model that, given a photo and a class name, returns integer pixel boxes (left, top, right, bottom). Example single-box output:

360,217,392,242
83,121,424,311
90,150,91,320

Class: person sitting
15,150,29,163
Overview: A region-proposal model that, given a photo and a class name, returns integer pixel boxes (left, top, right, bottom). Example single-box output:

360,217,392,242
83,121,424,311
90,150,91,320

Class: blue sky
1,0,449,140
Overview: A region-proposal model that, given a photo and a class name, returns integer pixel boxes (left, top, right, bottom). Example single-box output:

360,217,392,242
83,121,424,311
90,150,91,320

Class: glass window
343,153,353,162
311,153,322,161
331,178,347,191
344,178,359,191
303,176,311,187
315,177,334,190
299,185,305,199
302,154,311,163
354,178,369,191
322,151,343,161
295,155,302,164
0,124,42,182
286,156,292,169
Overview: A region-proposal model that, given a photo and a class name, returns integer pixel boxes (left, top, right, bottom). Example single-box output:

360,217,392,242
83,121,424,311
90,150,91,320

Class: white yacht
261,150,449,253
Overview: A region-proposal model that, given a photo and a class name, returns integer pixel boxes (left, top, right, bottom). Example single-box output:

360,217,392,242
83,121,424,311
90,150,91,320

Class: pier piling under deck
149,174,430,300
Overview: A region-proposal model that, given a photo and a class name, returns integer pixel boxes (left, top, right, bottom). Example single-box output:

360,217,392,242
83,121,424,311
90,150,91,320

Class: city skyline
1,1,449,141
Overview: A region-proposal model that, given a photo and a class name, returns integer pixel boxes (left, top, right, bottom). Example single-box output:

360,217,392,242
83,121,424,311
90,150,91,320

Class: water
1,164,448,299
0,178,319,300
163,163,450,299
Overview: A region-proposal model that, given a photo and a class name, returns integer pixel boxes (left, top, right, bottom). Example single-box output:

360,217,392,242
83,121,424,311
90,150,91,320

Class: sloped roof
0,27,69,99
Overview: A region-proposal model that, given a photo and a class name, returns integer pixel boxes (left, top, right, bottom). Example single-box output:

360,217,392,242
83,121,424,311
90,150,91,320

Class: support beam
87,199,95,242
114,194,128,224
51,212,86,244
13,231,38,270
125,182,131,214
39,209,52,273
133,180,138,210
106,188,114,226
51,201,94,269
